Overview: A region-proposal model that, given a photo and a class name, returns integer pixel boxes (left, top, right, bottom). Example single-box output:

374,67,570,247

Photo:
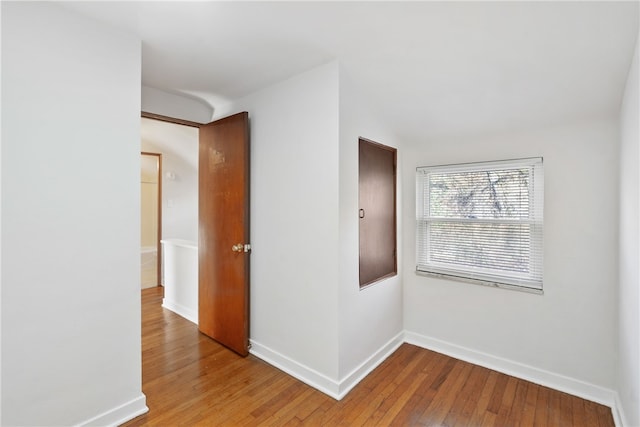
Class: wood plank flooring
124,287,614,426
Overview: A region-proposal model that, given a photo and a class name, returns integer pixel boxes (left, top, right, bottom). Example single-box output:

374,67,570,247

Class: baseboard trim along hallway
249,332,404,400
251,330,623,425
78,394,148,427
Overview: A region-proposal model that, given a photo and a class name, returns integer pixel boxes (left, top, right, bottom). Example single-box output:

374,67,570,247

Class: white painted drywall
337,67,404,381
141,117,199,243
0,1,3,422
1,3,146,425
215,63,341,381
142,85,213,124
161,239,198,324
214,62,405,394
618,29,640,427
402,119,619,392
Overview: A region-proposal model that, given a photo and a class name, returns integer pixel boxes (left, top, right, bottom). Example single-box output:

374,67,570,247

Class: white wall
0,2,3,422
142,85,213,124
1,3,147,425
215,63,342,384
618,30,640,427
161,239,198,324
402,118,620,402
337,68,404,387
214,62,405,397
141,117,199,242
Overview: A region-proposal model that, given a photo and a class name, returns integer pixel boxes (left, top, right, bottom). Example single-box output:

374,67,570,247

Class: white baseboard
77,394,148,427
250,333,404,400
252,331,623,424
404,331,617,408
249,340,341,398
162,299,198,325
336,332,404,399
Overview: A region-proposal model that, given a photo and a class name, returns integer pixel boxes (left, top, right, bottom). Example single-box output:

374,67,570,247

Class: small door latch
232,243,252,253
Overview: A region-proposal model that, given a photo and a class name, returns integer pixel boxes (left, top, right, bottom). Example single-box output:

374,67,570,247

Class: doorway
141,152,162,288
139,111,251,357
140,115,200,294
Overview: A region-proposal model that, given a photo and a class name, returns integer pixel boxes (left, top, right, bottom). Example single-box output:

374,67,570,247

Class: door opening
139,111,251,358
141,152,162,288
141,115,200,292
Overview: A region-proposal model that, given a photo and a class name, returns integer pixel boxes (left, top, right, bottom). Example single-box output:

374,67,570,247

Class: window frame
416,157,544,293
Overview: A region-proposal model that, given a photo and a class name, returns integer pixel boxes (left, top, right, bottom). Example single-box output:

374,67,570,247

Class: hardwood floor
125,287,614,426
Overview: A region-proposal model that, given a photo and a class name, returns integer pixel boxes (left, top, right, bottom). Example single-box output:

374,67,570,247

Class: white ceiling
61,1,639,142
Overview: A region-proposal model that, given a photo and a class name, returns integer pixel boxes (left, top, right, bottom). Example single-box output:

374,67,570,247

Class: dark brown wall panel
359,138,397,287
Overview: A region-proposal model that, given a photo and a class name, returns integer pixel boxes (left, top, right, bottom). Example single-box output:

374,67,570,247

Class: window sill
415,270,543,295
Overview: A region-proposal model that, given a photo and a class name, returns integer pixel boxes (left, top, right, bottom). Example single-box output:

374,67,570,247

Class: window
416,158,543,292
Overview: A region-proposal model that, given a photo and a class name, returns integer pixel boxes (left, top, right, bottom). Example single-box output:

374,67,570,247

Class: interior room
2,1,639,426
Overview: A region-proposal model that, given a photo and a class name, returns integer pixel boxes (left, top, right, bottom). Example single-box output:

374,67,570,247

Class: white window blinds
416,158,544,291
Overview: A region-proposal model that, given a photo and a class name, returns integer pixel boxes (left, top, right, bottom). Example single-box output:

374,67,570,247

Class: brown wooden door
198,112,250,356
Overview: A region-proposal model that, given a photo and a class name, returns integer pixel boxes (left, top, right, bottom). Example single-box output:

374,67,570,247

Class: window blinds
416,158,544,291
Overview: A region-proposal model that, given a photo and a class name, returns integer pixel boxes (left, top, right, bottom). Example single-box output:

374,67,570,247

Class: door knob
232,243,244,253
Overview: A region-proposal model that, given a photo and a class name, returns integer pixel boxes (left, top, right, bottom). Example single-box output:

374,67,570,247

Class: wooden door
359,138,397,287
199,112,250,356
